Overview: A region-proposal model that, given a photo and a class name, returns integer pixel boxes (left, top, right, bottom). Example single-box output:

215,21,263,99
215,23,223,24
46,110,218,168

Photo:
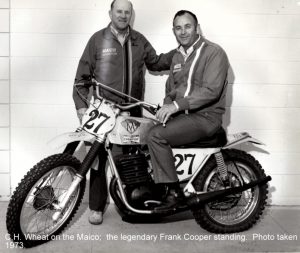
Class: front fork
52,140,104,221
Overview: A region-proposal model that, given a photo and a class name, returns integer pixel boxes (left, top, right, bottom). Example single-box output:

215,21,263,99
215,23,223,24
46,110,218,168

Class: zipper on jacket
122,39,132,102
122,44,126,96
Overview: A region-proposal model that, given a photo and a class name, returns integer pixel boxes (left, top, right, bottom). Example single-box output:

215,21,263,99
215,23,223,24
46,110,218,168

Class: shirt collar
110,24,130,45
178,35,201,60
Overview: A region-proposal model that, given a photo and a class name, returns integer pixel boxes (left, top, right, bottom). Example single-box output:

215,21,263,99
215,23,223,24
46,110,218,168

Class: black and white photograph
0,0,299,252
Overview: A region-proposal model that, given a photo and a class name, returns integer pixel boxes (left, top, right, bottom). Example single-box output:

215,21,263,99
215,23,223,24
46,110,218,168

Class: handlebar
75,79,158,115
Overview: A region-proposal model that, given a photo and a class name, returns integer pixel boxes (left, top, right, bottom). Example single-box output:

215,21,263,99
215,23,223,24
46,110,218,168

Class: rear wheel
6,153,85,248
192,149,268,233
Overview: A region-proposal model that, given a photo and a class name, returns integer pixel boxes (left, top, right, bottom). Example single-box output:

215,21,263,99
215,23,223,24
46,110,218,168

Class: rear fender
224,132,265,149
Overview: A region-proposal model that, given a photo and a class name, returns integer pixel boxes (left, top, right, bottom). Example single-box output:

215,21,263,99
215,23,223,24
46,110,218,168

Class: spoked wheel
6,154,85,248
192,149,268,233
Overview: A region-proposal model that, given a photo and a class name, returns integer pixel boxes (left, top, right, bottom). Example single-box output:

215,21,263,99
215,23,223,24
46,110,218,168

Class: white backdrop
0,0,300,205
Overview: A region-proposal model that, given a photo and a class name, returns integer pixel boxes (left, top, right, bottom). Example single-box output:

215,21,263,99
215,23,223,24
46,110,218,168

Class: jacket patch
173,63,182,73
102,48,117,56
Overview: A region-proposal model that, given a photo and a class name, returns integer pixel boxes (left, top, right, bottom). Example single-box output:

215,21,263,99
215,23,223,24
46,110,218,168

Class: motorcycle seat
174,127,227,149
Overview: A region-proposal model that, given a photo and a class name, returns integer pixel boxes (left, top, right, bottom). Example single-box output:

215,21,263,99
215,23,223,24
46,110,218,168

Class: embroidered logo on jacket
102,48,117,56
121,119,141,134
173,63,182,73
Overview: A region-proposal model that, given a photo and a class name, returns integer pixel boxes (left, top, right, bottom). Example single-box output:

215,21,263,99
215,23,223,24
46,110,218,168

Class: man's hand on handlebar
156,103,178,126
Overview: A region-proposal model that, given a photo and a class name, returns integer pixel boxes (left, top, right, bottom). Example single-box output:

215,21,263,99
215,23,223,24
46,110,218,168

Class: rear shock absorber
214,151,229,186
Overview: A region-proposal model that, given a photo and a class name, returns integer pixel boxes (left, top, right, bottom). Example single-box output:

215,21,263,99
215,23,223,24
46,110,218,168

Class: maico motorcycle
6,79,271,247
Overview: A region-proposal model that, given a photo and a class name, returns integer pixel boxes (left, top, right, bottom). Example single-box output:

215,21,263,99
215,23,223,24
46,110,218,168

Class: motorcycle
6,79,271,248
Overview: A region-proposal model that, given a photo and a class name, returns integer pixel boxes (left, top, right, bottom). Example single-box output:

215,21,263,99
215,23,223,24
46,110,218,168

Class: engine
115,153,151,185
114,153,158,207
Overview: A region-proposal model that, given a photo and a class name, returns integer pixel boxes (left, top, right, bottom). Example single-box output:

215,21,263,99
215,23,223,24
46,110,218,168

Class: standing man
73,0,174,224
147,10,229,210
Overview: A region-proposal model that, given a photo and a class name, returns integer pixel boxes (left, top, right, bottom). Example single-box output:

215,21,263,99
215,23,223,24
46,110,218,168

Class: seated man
147,10,229,209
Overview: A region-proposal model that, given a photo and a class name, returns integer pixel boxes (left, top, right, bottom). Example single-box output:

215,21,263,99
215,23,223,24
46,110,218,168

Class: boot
155,182,186,211
88,210,103,225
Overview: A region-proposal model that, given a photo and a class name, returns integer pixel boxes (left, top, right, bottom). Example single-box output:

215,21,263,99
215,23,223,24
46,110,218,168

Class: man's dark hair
173,10,198,26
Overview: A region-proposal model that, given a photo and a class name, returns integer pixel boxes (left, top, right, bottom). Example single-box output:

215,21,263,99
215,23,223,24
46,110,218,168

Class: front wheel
192,149,269,233
6,153,86,248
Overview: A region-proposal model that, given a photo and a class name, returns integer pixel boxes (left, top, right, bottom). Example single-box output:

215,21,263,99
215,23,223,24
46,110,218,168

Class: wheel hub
208,172,242,210
33,186,57,210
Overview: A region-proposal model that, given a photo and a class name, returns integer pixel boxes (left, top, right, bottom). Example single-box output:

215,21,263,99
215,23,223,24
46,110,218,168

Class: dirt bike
6,79,271,248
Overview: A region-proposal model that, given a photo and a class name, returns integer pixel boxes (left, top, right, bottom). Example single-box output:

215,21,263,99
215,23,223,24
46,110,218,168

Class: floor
0,202,299,253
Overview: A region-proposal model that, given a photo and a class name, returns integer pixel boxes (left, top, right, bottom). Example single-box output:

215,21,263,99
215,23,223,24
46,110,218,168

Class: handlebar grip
75,81,95,88
76,75,96,88
143,105,158,115
84,81,96,87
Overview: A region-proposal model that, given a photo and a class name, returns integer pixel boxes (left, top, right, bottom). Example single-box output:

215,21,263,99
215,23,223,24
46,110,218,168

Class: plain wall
0,0,10,197
1,0,300,205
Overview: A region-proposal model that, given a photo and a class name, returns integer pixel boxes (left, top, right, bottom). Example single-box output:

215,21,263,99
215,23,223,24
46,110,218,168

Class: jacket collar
177,35,205,60
104,23,138,41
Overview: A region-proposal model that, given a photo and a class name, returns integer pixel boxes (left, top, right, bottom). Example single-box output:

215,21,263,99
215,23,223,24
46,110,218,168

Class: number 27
83,109,110,134
175,154,196,175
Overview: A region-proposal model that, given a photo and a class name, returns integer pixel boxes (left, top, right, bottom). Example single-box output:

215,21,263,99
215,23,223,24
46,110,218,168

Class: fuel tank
108,114,156,145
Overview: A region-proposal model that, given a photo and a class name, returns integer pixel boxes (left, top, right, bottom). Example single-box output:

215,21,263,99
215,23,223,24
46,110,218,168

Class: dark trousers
89,145,108,212
89,107,142,212
147,111,222,184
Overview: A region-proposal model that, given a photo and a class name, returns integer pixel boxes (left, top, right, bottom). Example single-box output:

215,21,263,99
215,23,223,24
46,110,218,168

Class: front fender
47,131,96,150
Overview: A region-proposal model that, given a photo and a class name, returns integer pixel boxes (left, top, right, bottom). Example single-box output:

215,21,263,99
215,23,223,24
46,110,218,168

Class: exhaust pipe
187,175,272,207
